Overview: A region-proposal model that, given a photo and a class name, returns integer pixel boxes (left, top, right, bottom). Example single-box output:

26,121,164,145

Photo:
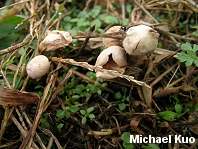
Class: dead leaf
153,54,171,64
153,85,197,98
0,88,40,106
188,112,198,135
142,83,152,108
158,122,169,128
153,87,181,98
189,126,198,135
155,24,170,32
186,65,196,82
132,100,147,108
130,115,144,135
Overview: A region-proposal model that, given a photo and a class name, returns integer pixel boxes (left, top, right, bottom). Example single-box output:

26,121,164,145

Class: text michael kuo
130,135,195,144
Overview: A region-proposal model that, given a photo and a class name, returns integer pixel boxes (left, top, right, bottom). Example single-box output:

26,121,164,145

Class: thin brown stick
73,31,126,40
134,0,159,23
11,115,39,149
39,127,62,149
44,69,73,112
71,25,96,58
0,34,32,56
49,57,152,104
150,62,178,88
19,75,54,149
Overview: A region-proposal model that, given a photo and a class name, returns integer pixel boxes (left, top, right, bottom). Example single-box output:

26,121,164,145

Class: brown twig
49,57,152,107
39,127,62,149
19,75,55,149
73,31,126,40
44,69,73,112
71,25,96,58
0,34,32,56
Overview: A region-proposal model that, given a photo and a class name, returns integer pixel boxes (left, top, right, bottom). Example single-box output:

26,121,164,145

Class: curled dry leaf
130,115,145,135
95,46,127,79
0,88,40,106
26,55,50,79
39,30,72,51
123,25,159,56
103,26,123,48
153,84,198,98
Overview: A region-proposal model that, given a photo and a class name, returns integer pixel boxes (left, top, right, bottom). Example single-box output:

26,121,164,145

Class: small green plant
115,86,130,111
158,109,183,121
190,25,198,36
55,71,106,126
158,94,189,121
121,132,135,149
40,113,50,129
169,94,183,114
195,102,198,111
80,107,95,124
176,42,198,67
60,74,75,96
71,80,106,100
60,72,107,103
56,105,79,119
34,85,44,97
141,144,160,149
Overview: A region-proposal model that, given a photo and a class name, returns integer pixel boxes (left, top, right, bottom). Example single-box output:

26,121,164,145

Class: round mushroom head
26,55,50,79
123,25,159,56
95,46,127,79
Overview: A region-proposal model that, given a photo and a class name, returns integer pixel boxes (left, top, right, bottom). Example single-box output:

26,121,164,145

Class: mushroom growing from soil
103,26,123,48
123,25,159,56
39,30,72,51
26,55,50,79
95,46,127,79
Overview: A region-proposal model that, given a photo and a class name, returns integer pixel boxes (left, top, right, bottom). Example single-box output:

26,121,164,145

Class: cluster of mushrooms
95,24,159,79
26,30,73,79
26,25,159,80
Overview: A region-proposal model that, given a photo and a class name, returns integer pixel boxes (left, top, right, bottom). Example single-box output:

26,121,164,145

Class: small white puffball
95,46,127,79
26,55,50,79
123,25,159,56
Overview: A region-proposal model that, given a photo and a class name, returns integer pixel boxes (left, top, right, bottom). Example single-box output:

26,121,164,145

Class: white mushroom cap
103,26,123,48
39,30,72,51
123,25,159,56
26,55,50,79
95,46,127,79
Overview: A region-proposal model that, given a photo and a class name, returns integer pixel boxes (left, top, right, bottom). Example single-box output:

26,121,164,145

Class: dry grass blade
39,127,62,149
44,69,73,111
0,34,32,56
50,57,152,106
73,31,126,40
50,57,149,86
19,75,55,149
